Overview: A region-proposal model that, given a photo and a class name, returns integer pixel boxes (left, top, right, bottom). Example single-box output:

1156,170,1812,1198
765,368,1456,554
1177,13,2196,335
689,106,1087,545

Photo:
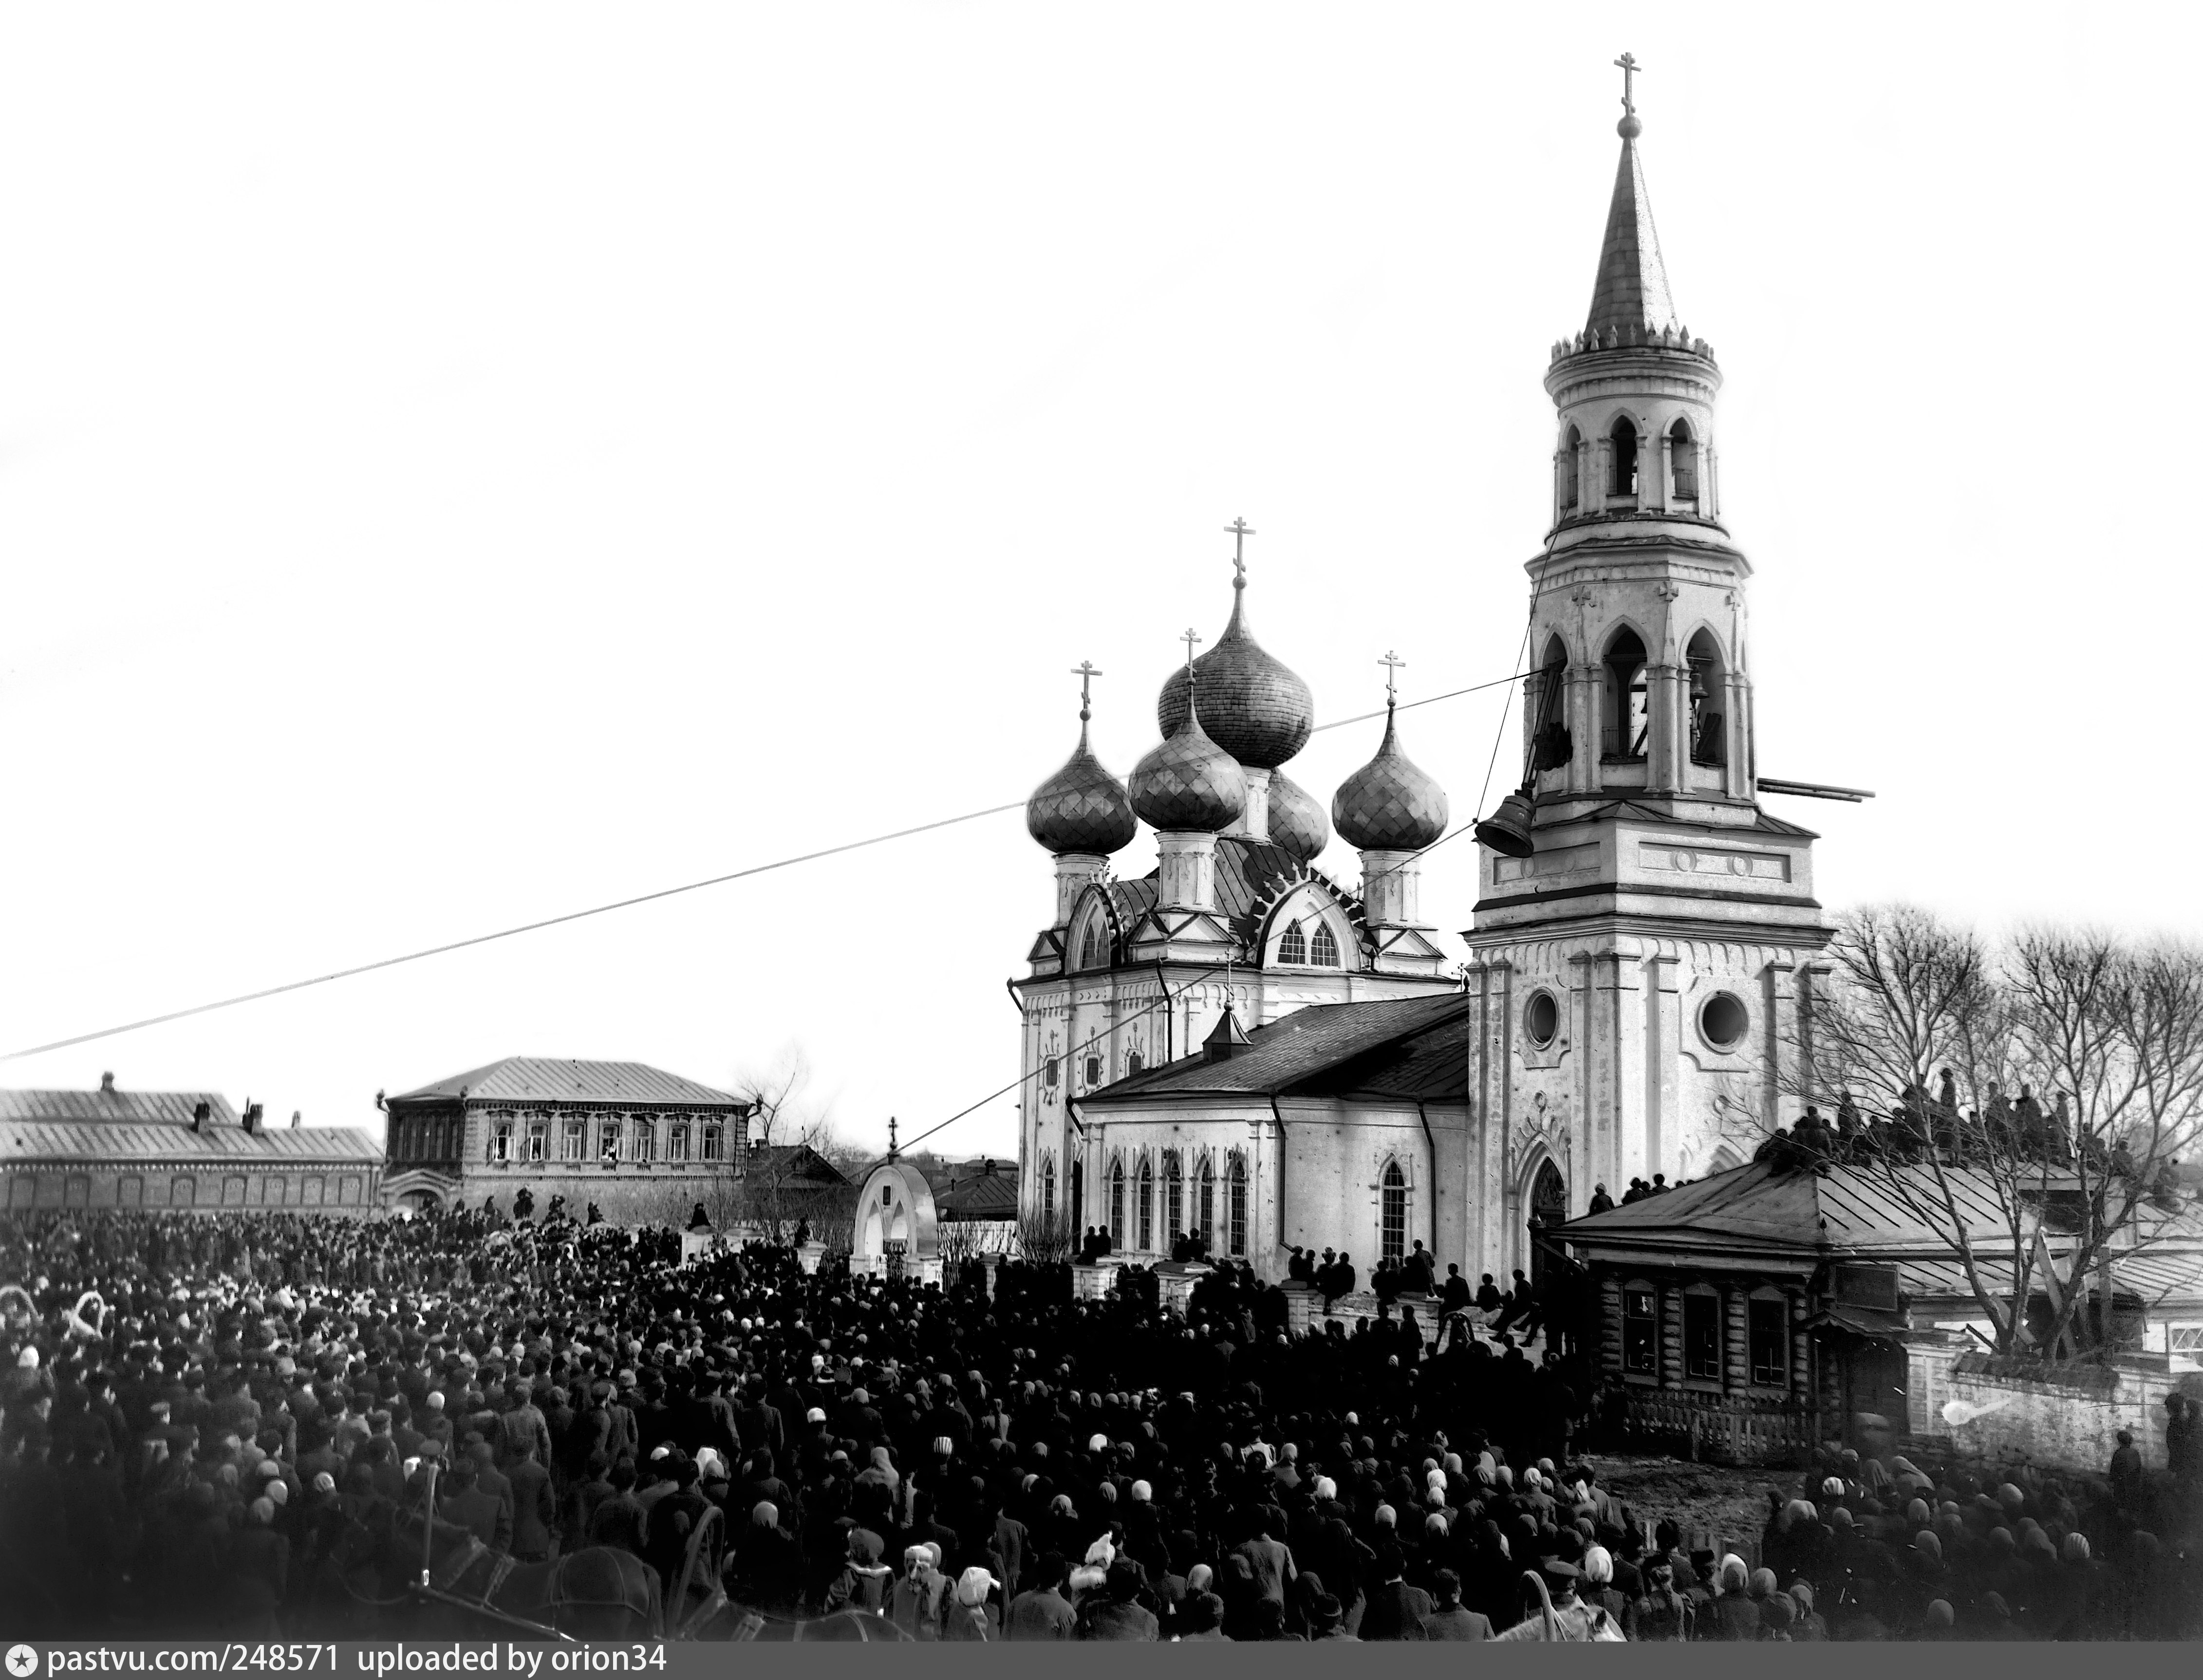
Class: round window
1525,990,1560,1049
1700,992,1749,1051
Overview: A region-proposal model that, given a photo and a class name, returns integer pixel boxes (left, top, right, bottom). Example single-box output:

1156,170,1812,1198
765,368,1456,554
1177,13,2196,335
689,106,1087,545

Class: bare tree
730,1049,830,1157
1015,1208,1078,1265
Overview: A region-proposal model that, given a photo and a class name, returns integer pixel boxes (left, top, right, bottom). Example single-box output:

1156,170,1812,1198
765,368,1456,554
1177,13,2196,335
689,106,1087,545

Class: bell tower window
1609,416,1639,498
1669,419,1699,501
1602,628,1650,762
1531,636,1571,772
1686,628,1727,767
1559,425,1581,511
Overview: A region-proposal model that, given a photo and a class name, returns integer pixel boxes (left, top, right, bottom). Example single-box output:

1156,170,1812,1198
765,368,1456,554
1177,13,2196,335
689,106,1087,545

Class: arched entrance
1528,1157,1568,1290
852,1161,940,1284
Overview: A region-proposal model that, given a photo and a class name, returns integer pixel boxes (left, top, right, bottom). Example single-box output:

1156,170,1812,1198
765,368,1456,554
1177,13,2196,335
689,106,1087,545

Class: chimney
242,1102,262,1135
290,1110,301,1129
99,1071,116,1095
192,1101,210,1133
982,1157,996,1177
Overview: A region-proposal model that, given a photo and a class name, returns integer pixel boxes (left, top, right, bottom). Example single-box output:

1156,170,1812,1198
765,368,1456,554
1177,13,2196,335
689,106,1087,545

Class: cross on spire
1614,51,1639,116
1071,660,1102,722
1379,650,1406,705
1181,628,1203,672
887,1115,898,1158
1224,517,1254,587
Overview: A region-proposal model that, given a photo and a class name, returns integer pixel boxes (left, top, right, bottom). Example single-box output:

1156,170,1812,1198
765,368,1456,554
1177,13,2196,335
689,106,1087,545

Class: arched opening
1560,424,1582,510
1198,1156,1215,1247
1165,1151,1182,1243
1669,418,1699,501
1070,1158,1084,1233
1531,636,1571,772
1041,1156,1056,1223
1528,1157,1568,1289
1227,1153,1248,1255
1137,1156,1155,1251
1707,1143,1746,1175
1310,924,1340,967
1609,416,1639,498
1109,1159,1125,1249
1381,1161,1407,1264
1078,922,1105,970
1686,628,1727,767
1127,1051,1144,1075
1602,628,1650,762
1278,921,1308,964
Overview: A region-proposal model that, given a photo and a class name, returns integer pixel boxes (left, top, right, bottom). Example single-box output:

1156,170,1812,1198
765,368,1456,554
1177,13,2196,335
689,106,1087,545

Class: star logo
6,1646,37,1678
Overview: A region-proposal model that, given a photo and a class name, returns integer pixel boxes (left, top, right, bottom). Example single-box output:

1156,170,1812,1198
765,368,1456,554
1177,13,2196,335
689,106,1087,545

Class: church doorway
1528,1158,1568,1290
885,1238,906,1283
1071,1160,1083,1236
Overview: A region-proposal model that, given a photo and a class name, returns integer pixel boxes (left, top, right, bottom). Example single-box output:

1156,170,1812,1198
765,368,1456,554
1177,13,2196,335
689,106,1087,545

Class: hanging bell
1475,787,1537,859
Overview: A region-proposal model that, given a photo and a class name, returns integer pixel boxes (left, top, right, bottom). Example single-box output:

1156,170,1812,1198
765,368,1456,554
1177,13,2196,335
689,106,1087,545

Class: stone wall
5,1161,376,1215
1905,1339,2203,1473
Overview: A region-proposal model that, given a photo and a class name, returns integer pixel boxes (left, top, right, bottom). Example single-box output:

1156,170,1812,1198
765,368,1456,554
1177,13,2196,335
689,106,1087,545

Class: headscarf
2062,1532,2091,1563
751,1501,778,1528
1582,1546,1613,1585
1749,1567,1777,1599
1913,1530,1942,1563
955,1567,995,1607
1718,1555,1749,1593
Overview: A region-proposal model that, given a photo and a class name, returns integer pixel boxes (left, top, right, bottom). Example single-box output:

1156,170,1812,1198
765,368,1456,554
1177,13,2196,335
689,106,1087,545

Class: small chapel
1014,73,1839,1287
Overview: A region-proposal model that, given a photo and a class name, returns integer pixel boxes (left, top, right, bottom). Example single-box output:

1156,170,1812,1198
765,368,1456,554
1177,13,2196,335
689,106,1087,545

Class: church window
1278,922,1308,964
1624,1287,1659,1374
1381,1161,1407,1264
1110,1161,1126,1248
1700,992,1749,1052
1601,628,1649,761
1045,1056,1060,1088
1042,1157,1056,1223
668,1123,690,1162
1128,1051,1144,1075
1228,1154,1248,1256
1749,1294,1789,1387
1525,990,1560,1049
1686,629,1726,767
1084,1055,1102,1088
1683,1290,1722,1381
563,1121,585,1161
1199,1157,1215,1242
1079,923,1105,970
1165,1152,1183,1238
1310,924,1340,967
701,1124,722,1162
1609,416,1639,498
1669,419,1699,500
1560,425,1582,510
1138,1157,1155,1250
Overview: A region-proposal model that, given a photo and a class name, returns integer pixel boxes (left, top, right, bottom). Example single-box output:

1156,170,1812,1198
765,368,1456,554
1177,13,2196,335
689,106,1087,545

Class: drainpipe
1270,1097,1288,1258
1155,961,1173,1063
1003,978,1024,1012
1417,1100,1439,1262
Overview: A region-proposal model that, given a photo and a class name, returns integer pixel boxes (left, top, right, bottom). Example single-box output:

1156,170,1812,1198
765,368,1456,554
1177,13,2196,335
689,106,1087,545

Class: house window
492,1123,512,1164
599,1123,620,1162
1750,1296,1789,1386
701,1125,723,1162
1684,1291,1722,1380
1138,1158,1154,1250
1381,1162,1406,1264
1624,1289,1658,1374
1042,1159,1056,1223
1110,1161,1125,1248
1199,1158,1215,1242
1165,1152,1183,1239
527,1123,547,1163
668,1123,690,1162
2170,1326,2203,1354
1228,1153,1248,1256
1084,1055,1102,1088
1310,924,1340,967
1278,922,1307,964
562,1122,584,1161
634,1119,656,1162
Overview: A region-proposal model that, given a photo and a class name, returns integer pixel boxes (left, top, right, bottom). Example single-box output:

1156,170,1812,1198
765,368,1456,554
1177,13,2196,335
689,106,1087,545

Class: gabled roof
1083,991,1475,1102
1,1120,382,1165
742,1144,849,1186
927,1158,1020,1219
389,1058,747,1108
0,1088,240,1128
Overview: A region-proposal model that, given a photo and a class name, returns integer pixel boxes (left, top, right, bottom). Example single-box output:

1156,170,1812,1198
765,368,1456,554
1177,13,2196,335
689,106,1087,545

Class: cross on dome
1071,660,1103,722
1379,650,1406,705
1181,628,1203,672
1224,517,1255,588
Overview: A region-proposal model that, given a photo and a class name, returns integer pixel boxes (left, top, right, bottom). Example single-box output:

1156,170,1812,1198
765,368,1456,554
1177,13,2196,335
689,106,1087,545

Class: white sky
1,5,2196,1163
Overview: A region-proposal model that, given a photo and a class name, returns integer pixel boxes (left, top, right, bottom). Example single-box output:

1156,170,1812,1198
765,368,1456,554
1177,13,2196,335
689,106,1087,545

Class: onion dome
1027,711,1137,856
1129,682,1246,833
1266,769,1329,865
1156,577,1314,770
1332,703,1449,850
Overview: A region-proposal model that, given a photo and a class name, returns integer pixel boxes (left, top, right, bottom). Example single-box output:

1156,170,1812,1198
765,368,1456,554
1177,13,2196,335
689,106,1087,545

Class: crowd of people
0,1203,2195,1643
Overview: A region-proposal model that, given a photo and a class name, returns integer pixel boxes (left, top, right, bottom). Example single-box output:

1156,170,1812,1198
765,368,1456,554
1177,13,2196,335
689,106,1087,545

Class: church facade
1015,83,1836,1284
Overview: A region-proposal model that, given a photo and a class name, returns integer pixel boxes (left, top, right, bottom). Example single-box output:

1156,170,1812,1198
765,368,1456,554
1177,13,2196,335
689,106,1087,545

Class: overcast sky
1,5,2195,1163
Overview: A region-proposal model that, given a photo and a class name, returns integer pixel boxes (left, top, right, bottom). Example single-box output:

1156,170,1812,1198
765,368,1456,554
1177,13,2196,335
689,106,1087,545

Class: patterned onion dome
1156,581,1314,769
1266,768,1330,864
1027,718,1137,855
1129,683,1247,833
1332,704,1449,850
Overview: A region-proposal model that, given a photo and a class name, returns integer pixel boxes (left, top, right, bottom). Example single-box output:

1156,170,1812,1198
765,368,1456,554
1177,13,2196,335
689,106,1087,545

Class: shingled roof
1082,991,1475,1102
388,1058,747,1108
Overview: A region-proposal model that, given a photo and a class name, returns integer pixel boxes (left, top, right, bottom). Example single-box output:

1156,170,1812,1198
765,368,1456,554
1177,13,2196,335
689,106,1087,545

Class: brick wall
1910,1348,2199,1473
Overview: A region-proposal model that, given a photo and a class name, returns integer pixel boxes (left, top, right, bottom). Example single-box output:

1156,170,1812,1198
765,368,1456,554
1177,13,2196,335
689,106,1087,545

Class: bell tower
1461,59,1834,1261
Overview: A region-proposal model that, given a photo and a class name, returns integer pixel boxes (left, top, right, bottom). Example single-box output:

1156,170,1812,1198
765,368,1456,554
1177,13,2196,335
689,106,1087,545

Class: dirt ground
1592,1453,1779,1563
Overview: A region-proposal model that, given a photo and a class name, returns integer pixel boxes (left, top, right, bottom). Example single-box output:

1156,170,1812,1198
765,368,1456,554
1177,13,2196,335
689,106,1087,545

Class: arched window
1609,416,1639,498
1310,924,1340,967
1227,1153,1248,1256
1686,628,1726,767
1138,1157,1155,1250
1278,921,1307,964
1109,1159,1126,1248
1083,1054,1102,1088
1669,418,1699,501
1560,424,1582,510
1078,922,1105,970
1198,1156,1216,1244
1165,1151,1183,1239
1602,628,1649,761
1042,1156,1057,1223
1381,1161,1407,1264
1531,636,1571,771
1127,1051,1144,1075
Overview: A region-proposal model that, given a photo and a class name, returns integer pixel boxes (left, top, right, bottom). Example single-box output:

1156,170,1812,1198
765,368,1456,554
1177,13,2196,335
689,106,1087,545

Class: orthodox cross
1072,659,1102,721
1379,649,1406,705
887,1115,898,1158
1614,52,1640,116
1224,517,1255,585
1181,628,1203,672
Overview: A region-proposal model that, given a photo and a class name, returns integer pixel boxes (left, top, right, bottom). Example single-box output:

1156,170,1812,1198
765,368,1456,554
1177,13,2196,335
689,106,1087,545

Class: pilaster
1154,831,1219,911
1762,959,1797,1130
1644,953,1681,1183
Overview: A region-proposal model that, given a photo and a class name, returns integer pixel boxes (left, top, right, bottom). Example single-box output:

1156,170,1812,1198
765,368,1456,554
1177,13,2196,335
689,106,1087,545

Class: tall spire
1585,52,1677,340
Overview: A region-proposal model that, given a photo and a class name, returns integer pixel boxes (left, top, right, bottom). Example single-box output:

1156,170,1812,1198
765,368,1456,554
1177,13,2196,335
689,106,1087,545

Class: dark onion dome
1332,703,1449,850
1129,682,1247,833
1156,580,1314,769
1026,717,1137,855
1266,769,1329,864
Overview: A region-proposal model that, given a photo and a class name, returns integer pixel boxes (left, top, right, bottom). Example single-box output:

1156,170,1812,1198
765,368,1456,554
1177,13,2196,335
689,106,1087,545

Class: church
1014,76,1842,1287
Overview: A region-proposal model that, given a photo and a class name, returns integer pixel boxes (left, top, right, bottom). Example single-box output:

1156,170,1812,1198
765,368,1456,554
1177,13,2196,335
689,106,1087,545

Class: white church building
1013,84,1841,1287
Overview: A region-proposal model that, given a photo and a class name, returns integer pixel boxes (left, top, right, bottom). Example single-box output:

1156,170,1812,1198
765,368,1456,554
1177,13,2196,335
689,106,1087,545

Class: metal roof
928,1159,1020,1219
742,1145,850,1186
0,1088,240,1128
1083,991,1476,1102
389,1058,747,1108
1,1120,382,1166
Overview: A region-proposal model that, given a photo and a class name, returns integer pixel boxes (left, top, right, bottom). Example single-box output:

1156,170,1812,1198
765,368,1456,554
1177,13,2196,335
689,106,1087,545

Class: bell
1474,788,1537,859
